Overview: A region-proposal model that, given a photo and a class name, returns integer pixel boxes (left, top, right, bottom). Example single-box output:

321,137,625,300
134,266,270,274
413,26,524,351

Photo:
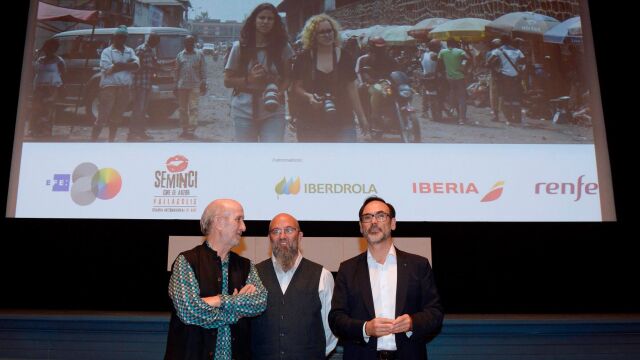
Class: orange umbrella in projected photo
429,18,491,42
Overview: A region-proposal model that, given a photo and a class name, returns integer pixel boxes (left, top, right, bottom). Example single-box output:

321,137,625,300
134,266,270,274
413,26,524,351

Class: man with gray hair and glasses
329,196,443,360
165,199,267,360
251,213,337,359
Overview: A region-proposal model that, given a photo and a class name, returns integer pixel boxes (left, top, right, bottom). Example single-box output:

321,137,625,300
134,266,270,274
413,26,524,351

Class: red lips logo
166,155,189,173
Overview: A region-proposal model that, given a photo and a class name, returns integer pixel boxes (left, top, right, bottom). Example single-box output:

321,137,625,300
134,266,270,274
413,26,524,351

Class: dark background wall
2,0,637,314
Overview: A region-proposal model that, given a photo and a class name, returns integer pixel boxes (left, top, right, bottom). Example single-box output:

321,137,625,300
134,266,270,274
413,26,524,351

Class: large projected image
7,0,614,220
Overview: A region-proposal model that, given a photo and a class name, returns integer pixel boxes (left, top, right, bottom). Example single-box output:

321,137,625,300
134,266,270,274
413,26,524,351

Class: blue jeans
231,92,285,142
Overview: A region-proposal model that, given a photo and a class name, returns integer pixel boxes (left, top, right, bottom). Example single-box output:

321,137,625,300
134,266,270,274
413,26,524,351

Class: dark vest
251,258,325,360
165,243,252,360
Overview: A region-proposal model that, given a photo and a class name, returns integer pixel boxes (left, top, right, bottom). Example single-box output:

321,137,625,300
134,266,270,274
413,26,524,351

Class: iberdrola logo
481,181,504,202
275,177,301,198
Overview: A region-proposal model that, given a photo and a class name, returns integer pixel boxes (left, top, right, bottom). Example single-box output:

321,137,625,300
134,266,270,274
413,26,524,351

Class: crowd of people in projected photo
28,3,589,144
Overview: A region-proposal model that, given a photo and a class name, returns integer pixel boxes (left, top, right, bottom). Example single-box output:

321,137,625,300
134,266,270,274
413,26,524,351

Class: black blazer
329,247,444,360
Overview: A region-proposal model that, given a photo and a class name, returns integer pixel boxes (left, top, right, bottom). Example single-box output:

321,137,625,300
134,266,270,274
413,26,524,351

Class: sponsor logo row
45,156,600,209
276,176,599,203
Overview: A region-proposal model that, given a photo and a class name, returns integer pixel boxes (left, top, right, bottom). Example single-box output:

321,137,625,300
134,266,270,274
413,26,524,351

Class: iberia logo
275,177,301,197
412,180,505,202
70,162,122,206
166,155,189,173
481,181,504,202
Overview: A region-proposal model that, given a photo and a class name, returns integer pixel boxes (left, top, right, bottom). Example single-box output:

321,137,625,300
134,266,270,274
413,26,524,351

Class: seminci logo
275,177,301,197
70,162,122,206
165,155,189,173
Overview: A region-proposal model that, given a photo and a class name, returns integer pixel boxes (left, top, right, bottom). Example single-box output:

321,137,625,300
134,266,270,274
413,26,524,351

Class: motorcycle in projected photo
364,67,421,143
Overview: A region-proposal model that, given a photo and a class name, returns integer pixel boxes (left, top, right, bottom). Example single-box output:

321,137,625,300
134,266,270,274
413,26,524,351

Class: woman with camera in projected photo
223,3,293,142
292,14,370,142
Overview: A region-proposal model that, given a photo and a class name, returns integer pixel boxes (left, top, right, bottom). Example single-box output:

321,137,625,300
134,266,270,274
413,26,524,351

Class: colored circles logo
93,168,122,200
71,162,122,206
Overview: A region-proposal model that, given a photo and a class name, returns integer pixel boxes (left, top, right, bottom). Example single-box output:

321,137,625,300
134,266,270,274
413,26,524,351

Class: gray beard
273,245,297,272
363,226,388,245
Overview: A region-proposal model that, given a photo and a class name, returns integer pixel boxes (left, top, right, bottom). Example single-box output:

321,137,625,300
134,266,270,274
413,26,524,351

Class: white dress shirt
271,252,338,356
363,245,398,350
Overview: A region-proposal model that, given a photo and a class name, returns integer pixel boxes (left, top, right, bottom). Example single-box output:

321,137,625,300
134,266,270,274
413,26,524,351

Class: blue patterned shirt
168,248,267,359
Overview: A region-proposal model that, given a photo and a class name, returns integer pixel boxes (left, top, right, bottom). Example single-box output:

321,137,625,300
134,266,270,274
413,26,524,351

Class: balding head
200,199,243,235
269,213,300,232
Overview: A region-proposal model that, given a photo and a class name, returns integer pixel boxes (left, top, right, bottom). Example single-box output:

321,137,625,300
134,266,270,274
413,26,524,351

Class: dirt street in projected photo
37,55,593,144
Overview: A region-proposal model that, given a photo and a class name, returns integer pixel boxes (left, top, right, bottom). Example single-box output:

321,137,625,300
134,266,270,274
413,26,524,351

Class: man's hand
391,314,413,334
233,284,256,295
202,295,221,307
108,63,123,74
365,317,394,337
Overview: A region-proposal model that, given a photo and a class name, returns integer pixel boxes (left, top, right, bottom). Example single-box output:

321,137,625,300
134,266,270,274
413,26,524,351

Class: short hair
358,196,396,219
148,32,160,42
200,206,214,235
300,13,342,50
41,38,60,53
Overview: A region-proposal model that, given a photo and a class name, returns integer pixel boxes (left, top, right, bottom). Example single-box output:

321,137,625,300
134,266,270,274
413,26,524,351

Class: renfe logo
534,175,598,201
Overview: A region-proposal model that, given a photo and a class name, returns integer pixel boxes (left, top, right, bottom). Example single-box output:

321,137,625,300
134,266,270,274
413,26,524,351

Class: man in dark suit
329,196,443,360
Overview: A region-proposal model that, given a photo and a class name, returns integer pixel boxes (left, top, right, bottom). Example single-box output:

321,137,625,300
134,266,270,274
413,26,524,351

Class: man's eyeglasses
269,227,298,236
360,212,390,223
317,29,334,36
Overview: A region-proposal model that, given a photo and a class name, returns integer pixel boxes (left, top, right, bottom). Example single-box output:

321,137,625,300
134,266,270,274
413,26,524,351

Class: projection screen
6,0,615,221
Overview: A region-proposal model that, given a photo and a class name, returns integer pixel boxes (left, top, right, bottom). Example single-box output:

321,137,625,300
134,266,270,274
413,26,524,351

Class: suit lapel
358,252,376,318
395,248,409,317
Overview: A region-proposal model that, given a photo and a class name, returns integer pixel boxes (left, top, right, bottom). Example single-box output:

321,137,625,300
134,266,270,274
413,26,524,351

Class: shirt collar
271,251,303,275
204,240,229,263
367,244,397,264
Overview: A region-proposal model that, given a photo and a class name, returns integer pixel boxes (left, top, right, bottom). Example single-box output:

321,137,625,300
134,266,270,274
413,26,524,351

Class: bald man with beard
251,213,337,359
